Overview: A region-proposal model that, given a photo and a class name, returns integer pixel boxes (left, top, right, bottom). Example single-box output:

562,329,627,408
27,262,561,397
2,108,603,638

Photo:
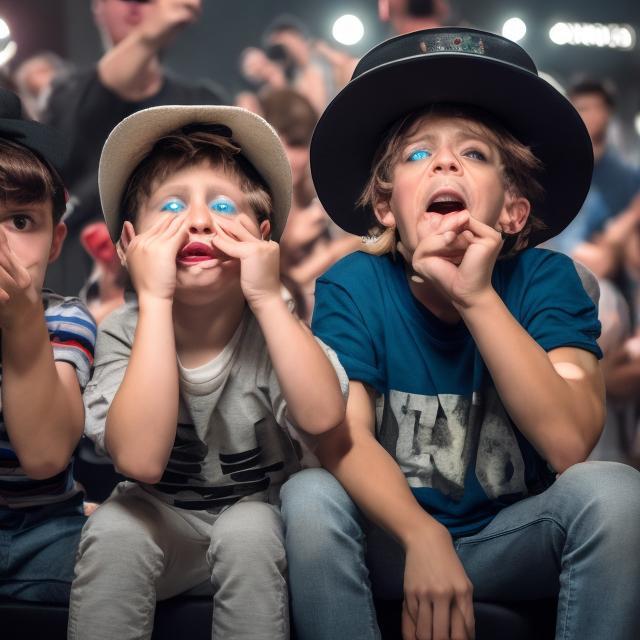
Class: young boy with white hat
67,105,348,640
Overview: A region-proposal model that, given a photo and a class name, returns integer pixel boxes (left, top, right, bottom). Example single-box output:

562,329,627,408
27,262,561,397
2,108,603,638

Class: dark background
1,0,639,152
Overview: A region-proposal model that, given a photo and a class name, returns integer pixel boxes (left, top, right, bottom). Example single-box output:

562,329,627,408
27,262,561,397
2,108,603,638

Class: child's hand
0,227,41,330
402,525,475,640
398,211,503,308
117,216,188,302
210,215,281,311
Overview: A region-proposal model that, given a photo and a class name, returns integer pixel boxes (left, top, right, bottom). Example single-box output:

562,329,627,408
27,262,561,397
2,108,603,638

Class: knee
558,461,640,527
208,502,285,570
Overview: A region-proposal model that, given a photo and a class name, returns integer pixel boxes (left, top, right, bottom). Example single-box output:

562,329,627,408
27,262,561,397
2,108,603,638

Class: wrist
247,292,286,316
398,515,449,550
0,296,43,332
453,286,499,314
137,293,174,313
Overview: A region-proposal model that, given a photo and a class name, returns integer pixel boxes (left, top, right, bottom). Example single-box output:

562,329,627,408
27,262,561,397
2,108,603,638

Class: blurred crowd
2,0,640,470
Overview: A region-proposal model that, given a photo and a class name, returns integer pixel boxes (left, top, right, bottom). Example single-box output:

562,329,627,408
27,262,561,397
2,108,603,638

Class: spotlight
549,22,636,50
635,113,640,138
0,16,16,67
502,17,526,43
0,17,10,40
332,15,364,46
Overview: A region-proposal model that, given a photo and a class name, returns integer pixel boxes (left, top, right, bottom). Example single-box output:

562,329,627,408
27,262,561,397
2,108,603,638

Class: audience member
43,0,227,297
379,0,451,35
0,88,96,603
259,88,360,322
13,51,71,121
68,104,347,639
281,27,640,640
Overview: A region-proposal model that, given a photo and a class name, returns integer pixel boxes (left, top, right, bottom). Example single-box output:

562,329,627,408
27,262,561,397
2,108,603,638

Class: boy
68,105,347,640
0,88,96,602
280,28,640,640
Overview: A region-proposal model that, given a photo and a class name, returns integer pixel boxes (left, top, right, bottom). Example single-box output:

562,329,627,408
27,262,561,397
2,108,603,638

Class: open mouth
177,242,216,263
426,190,467,215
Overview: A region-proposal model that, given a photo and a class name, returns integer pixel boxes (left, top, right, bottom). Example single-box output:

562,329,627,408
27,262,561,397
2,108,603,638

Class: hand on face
397,210,503,308
117,215,189,302
139,0,201,48
210,215,280,311
0,227,40,330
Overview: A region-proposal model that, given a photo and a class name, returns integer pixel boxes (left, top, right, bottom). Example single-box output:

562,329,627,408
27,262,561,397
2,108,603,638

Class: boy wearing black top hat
0,89,96,602
280,28,640,640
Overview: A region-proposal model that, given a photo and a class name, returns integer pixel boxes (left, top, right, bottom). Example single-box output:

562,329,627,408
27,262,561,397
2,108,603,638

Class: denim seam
455,516,567,548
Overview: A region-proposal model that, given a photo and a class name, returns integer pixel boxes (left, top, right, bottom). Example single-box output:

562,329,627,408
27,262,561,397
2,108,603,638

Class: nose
185,202,214,235
429,146,461,175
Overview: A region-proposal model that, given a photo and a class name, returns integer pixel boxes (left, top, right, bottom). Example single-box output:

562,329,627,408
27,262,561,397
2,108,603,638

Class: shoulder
500,247,579,281
43,290,96,337
163,72,229,105
319,250,393,286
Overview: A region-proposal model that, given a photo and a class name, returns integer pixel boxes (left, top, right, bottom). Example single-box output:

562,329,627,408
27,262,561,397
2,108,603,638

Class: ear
259,219,271,240
116,221,135,266
48,222,67,263
373,198,396,229
499,193,530,235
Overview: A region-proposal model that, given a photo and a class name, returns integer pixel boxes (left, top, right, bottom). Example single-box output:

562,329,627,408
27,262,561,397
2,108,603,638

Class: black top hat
310,27,593,245
0,88,67,176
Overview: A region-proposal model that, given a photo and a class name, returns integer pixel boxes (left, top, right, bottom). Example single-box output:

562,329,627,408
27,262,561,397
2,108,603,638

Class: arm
405,212,605,473
97,0,201,101
317,381,475,640
104,216,188,483
0,231,88,479
460,294,604,472
211,216,346,434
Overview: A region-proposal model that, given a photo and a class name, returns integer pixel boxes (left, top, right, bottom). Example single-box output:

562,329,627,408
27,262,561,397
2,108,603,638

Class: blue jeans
280,462,640,640
0,495,86,603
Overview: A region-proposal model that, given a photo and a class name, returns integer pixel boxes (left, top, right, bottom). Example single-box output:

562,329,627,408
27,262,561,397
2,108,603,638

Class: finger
465,215,502,241
431,598,450,640
213,214,259,242
402,600,417,640
416,598,434,640
457,594,476,639
450,604,471,640
210,228,247,260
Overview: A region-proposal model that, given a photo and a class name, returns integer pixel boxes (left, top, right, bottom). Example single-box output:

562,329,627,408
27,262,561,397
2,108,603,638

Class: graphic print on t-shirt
378,388,526,501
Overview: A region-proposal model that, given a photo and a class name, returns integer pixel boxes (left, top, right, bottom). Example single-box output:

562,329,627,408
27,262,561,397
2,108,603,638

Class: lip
425,187,468,213
177,241,216,264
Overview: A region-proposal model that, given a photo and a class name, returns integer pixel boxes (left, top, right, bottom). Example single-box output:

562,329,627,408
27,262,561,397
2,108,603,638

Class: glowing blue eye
209,197,238,215
160,198,186,213
408,149,430,162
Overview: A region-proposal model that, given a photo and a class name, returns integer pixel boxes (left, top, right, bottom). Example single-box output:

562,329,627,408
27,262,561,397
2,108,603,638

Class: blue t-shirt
312,249,602,537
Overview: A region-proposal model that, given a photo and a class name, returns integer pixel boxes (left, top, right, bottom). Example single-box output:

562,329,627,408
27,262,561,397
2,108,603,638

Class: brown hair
120,124,272,229
358,104,546,257
0,138,67,223
259,88,318,148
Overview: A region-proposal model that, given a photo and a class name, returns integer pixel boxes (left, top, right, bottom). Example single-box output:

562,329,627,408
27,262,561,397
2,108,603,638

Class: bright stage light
549,22,635,50
635,113,640,138
502,17,526,43
0,18,10,40
332,15,364,46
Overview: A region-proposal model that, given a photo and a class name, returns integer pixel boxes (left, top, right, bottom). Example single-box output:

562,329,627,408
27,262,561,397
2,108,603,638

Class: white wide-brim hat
99,105,292,242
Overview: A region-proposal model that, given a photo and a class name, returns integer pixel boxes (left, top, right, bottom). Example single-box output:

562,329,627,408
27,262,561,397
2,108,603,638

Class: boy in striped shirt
0,87,96,602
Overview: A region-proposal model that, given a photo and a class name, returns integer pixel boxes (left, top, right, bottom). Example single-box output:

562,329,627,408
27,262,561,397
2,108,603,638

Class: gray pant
67,482,288,640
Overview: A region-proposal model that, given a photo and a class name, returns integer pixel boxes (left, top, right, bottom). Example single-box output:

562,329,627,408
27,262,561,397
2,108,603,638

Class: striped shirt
0,290,96,509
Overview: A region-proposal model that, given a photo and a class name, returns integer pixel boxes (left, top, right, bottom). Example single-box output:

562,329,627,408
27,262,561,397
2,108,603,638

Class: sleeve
82,312,134,453
519,252,603,359
312,276,386,393
45,296,96,390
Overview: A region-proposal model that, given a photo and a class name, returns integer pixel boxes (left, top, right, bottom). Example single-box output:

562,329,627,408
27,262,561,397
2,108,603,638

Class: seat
0,595,556,639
